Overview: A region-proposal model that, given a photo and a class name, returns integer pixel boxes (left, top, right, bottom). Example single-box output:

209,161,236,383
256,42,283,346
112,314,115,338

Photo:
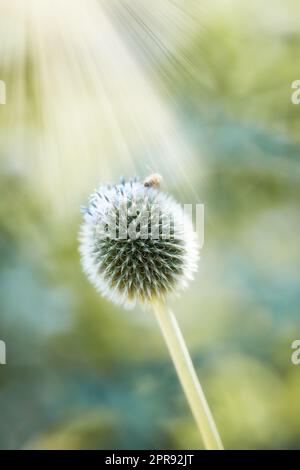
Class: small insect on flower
79,175,198,308
143,173,163,189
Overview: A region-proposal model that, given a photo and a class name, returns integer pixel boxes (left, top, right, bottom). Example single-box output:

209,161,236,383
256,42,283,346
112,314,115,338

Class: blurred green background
0,0,299,449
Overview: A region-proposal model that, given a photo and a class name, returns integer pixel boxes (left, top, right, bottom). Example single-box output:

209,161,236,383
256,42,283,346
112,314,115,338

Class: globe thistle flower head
79,176,199,308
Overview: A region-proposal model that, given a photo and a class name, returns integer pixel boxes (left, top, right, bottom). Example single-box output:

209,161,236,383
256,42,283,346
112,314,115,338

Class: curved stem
152,300,223,450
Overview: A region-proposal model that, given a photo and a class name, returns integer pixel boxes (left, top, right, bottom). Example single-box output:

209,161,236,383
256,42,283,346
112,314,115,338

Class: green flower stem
152,300,223,450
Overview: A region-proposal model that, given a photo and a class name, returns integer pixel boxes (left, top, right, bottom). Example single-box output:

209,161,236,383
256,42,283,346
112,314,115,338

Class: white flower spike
79,175,223,450
79,176,198,308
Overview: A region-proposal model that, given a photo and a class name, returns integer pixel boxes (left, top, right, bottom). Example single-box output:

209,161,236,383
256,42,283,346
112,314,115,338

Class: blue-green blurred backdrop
0,0,299,449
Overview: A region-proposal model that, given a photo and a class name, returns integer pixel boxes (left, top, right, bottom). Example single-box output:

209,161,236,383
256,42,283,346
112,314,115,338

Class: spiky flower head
79,177,198,308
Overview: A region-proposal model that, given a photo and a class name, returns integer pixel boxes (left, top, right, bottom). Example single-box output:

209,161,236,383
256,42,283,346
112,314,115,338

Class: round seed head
79,177,198,308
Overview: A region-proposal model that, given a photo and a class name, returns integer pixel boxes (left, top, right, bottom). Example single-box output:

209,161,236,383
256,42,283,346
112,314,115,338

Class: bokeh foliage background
0,0,299,449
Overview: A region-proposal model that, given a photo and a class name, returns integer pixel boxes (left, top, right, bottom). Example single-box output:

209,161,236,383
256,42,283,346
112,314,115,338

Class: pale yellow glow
0,0,203,219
